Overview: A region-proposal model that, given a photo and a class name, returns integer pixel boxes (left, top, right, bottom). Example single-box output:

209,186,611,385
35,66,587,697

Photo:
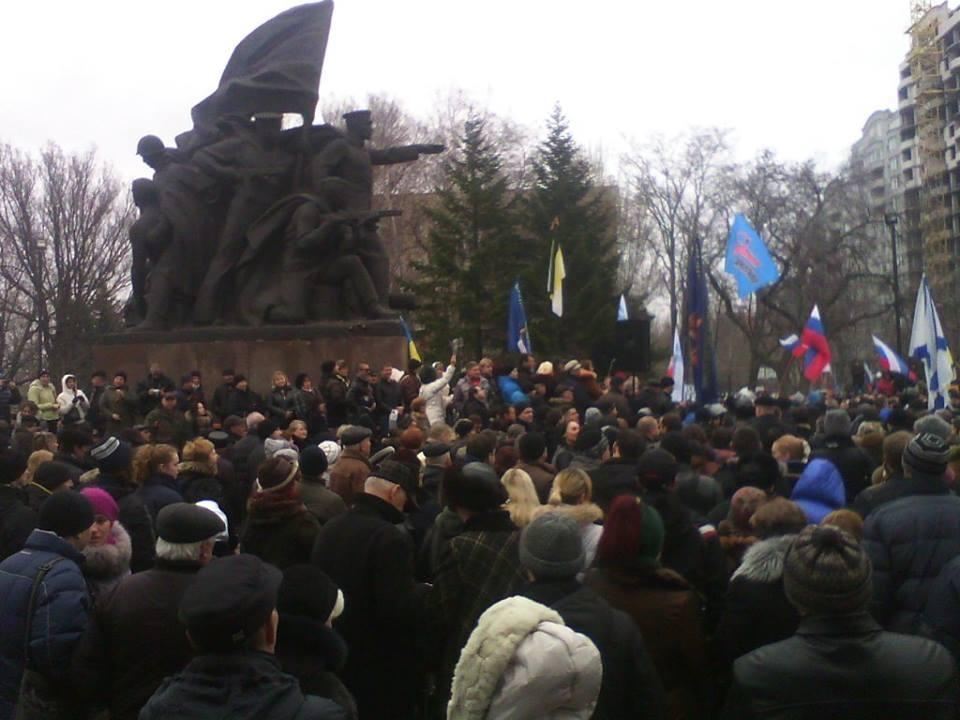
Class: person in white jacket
419,353,457,427
57,373,90,425
448,595,602,720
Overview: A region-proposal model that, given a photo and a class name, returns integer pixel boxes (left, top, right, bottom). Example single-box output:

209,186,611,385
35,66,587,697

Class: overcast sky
1,0,913,183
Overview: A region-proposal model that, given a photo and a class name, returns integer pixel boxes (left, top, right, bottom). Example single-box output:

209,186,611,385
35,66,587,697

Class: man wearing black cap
723,525,959,717
0,491,95,718
0,450,34,561
139,554,346,719
299,446,346,525
329,425,372,506
864,432,960,633
311,460,428,719
23,460,76,512
71,503,226,720
427,462,524,713
750,395,788,452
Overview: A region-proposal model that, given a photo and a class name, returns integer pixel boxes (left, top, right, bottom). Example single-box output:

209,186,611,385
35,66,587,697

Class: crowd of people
1,352,960,719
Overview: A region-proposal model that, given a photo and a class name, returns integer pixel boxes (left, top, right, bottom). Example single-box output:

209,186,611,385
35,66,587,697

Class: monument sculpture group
126,1,442,330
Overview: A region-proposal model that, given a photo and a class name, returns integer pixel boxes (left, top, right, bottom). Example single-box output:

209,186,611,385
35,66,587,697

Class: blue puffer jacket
497,376,528,407
863,475,960,634
790,458,845,524
0,529,90,720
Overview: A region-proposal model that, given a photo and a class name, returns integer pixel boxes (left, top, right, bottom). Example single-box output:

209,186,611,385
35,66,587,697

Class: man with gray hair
71,503,225,720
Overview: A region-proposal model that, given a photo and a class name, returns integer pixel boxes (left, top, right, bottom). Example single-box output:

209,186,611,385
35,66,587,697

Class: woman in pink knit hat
80,487,132,603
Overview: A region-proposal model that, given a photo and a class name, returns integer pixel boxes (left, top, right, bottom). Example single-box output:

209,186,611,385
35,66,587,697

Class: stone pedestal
92,320,408,391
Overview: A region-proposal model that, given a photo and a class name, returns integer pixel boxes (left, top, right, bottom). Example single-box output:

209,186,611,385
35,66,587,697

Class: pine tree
404,118,522,359
521,104,619,356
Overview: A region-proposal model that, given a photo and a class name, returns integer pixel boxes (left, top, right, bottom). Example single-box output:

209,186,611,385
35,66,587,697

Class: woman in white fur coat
447,595,602,720
80,487,132,604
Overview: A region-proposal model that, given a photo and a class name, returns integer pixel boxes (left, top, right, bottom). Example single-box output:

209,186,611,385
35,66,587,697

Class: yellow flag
550,245,565,317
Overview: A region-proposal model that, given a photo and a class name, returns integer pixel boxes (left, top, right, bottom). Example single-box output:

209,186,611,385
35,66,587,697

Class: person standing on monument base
26,369,58,432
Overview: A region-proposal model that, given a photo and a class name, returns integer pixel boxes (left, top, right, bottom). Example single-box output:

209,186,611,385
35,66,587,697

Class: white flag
550,245,566,317
909,274,955,409
668,328,684,403
617,294,629,322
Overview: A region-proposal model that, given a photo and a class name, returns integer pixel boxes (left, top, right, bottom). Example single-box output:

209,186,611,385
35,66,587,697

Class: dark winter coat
925,554,960,661
714,535,800,668
144,406,190,446
645,490,727,631
515,460,557,504
0,383,21,424
398,373,421,412
589,458,640,512
324,375,350,429
136,373,174,417
268,385,300,426
240,500,320,571
521,578,666,720
224,388,264,419
427,510,524,701
810,433,873,503
852,472,910,518
373,379,403,419
0,529,90,719
863,474,960,633
0,485,36,561
210,381,235,420
70,558,203,720
300,479,347,525
586,565,709,720
721,613,959,719
311,493,429,720
87,473,155,574
139,651,348,720
135,472,183,523
176,461,224,506
277,615,358,720
230,433,263,484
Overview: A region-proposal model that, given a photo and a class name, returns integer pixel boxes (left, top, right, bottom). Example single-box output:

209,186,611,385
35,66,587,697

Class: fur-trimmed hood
448,595,602,720
540,502,603,527
731,534,796,584
82,522,132,581
177,459,218,478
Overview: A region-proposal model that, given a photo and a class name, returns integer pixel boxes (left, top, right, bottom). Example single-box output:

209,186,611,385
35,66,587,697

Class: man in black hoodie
518,512,665,720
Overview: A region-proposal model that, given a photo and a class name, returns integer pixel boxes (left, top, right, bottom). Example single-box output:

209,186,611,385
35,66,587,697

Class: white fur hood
448,596,602,720
732,534,796,584
82,522,132,581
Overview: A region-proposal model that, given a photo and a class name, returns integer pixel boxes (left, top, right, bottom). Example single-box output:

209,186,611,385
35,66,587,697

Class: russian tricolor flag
872,335,911,376
779,305,832,381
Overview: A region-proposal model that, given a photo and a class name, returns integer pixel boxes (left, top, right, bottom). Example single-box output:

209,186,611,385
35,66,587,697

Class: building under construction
897,1,960,337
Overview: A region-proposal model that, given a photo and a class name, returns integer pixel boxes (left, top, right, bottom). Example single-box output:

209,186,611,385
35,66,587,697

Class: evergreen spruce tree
404,118,522,359
522,104,618,356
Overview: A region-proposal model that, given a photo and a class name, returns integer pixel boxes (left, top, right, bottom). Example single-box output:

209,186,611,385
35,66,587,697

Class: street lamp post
884,212,903,356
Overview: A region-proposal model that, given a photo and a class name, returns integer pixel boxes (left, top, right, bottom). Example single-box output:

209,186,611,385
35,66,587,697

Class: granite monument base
92,320,409,392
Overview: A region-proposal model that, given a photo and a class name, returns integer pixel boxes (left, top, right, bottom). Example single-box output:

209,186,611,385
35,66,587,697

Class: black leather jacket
722,612,959,719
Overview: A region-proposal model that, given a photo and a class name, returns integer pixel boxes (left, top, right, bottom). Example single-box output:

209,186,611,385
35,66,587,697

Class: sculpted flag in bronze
127,1,444,330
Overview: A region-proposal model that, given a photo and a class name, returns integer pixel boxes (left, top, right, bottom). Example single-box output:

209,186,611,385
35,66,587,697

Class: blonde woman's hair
549,468,593,506
181,437,216,464
22,450,54,485
132,444,179,486
285,420,308,439
272,370,288,387
501,468,541,528
32,432,57,453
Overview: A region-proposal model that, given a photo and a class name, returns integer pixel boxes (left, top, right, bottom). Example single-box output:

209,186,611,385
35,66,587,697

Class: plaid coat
428,510,524,691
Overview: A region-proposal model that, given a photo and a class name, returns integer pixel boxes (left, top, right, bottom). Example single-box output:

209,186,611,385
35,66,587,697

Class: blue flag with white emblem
725,214,780,299
507,281,532,354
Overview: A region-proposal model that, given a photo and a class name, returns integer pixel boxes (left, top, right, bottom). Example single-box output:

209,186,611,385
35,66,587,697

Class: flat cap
341,425,372,446
179,554,282,651
371,459,418,510
423,442,451,459
157,502,226,543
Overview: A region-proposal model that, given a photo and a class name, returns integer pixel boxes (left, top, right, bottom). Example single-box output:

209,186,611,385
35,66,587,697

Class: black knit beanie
902,432,949,478
783,525,872,616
